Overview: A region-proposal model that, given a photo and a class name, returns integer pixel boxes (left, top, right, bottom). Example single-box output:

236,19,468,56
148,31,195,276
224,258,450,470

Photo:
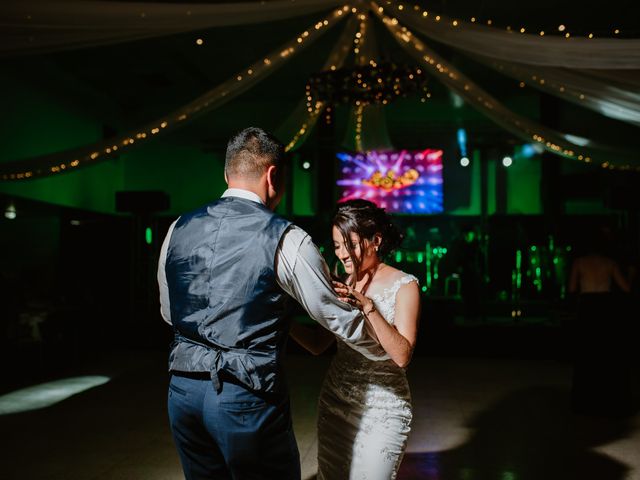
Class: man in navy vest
157,127,387,479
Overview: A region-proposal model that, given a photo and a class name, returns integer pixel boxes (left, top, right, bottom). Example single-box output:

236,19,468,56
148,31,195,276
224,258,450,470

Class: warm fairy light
452,20,459,26
520,27,525,33
435,15,441,21
160,121,168,128
487,19,492,25
196,38,203,45
471,17,476,22
558,24,566,32
519,81,525,88
565,32,570,38
540,31,545,36
588,33,594,39
614,29,620,34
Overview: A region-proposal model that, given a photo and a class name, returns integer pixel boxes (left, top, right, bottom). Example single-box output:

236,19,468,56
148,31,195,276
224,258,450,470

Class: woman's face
332,225,378,275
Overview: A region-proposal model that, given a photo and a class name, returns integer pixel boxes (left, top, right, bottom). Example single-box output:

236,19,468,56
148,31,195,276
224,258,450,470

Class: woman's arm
289,321,336,355
335,281,420,368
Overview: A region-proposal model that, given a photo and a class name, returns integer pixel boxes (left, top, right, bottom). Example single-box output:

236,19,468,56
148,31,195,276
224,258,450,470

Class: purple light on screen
336,149,444,214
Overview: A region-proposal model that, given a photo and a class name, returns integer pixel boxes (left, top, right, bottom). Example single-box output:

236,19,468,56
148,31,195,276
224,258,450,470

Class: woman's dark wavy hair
333,199,404,284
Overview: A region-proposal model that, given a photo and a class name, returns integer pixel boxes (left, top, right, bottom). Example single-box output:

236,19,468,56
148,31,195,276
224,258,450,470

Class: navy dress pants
168,374,300,480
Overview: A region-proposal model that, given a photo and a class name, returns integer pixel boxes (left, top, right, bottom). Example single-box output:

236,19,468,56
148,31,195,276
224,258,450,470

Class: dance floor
0,350,638,480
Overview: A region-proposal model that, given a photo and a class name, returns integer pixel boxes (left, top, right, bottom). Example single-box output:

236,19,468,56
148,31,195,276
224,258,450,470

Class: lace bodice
369,273,419,325
334,272,419,373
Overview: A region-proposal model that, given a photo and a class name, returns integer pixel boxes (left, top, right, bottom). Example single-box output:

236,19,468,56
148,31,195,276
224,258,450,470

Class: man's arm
157,220,178,325
275,226,388,361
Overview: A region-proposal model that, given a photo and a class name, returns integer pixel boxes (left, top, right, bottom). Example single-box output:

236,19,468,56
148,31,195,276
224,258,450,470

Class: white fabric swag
475,57,640,127
374,6,640,169
0,0,345,56
276,15,360,151
385,0,640,69
0,8,347,179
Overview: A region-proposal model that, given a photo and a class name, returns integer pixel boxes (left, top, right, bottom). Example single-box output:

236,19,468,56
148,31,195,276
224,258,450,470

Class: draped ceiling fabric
342,13,395,152
276,16,360,152
0,0,345,56
0,7,349,180
476,57,640,127
387,1,640,69
374,6,640,169
2,0,639,180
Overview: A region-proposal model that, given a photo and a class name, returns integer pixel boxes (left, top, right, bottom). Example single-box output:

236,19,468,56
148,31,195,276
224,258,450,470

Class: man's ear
224,169,229,184
266,165,278,190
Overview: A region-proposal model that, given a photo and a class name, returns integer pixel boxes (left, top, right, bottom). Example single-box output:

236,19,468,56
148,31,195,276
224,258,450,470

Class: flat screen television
336,149,443,214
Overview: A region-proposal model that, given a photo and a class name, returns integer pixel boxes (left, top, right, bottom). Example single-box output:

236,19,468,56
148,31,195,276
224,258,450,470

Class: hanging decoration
307,62,429,106
277,15,360,152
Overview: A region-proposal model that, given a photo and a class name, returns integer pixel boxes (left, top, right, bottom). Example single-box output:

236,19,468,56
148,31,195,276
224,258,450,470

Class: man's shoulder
281,224,311,251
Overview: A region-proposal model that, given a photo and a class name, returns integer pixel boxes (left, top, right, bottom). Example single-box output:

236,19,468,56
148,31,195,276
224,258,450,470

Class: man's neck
226,183,267,205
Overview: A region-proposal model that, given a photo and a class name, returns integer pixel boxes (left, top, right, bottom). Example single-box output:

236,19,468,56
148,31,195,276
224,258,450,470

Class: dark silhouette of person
458,225,482,320
568,230,634,417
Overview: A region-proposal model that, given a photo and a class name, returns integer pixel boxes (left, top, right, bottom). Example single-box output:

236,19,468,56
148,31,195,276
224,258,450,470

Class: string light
354,103,364,152
2,6,348,181
376,5,638,171
396,4,625,39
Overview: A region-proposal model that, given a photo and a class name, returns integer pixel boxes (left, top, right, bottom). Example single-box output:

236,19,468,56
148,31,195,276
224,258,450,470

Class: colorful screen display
336,149,443,214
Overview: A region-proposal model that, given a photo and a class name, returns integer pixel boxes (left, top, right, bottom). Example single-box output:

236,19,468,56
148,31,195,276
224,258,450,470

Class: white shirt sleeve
157,219,178,325
275,225,389,361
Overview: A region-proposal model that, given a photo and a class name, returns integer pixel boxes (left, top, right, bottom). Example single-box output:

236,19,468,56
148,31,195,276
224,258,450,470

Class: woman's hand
333,281,374,313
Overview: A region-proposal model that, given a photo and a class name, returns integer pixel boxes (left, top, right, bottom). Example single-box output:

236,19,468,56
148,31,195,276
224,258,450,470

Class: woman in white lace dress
291,200,420,480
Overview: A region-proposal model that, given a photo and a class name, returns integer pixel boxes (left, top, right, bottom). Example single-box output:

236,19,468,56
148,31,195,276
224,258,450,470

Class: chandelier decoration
306,62,429,107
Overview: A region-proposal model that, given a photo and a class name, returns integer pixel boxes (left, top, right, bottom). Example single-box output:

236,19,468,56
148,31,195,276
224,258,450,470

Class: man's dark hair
225,127,285,180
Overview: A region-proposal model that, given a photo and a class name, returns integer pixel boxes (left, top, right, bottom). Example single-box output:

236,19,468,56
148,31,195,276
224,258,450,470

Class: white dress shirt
157,188,387,361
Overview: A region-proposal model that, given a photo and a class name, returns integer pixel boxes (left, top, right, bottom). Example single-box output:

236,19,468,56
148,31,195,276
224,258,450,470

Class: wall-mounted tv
336,149,443,214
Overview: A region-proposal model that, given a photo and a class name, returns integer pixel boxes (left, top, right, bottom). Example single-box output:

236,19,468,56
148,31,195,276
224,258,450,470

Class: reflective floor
0,351,638,480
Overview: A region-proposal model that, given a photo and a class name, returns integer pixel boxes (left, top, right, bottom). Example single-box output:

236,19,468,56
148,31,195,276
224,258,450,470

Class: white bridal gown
317,273,418,480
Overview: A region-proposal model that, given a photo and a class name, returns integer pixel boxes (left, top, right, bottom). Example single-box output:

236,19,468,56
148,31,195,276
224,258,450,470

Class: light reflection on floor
0,376,110,414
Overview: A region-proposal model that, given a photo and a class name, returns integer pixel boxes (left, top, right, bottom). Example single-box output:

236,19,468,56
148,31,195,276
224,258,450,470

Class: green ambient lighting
395,251,403,263
145,227,152,245
421,286,427,292
417,252,424,263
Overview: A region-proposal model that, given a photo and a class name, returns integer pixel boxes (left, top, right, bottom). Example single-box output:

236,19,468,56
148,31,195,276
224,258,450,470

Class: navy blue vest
165,197,292,393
